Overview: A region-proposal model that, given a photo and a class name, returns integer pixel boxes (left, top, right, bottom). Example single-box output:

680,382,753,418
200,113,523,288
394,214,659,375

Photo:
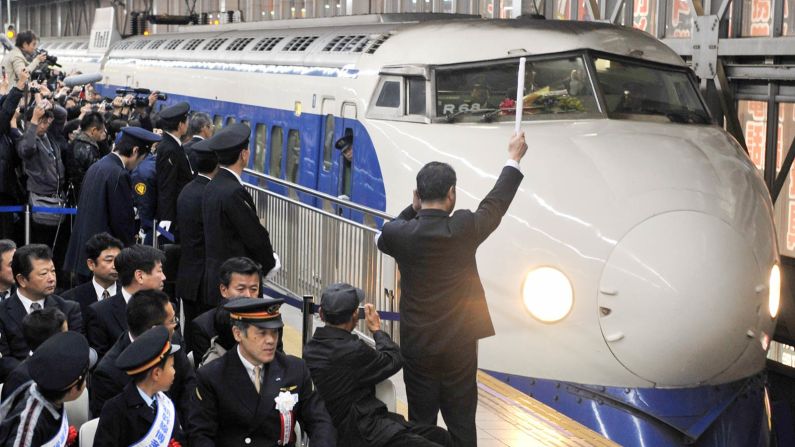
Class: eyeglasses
166,315,180,326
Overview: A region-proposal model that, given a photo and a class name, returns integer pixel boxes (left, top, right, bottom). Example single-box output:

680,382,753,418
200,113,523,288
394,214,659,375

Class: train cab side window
213,115,224,130
376,80,401,108
323,114,334,171
269,126,284,177
254,124,267,173
286,130,301,183
407,77,426,115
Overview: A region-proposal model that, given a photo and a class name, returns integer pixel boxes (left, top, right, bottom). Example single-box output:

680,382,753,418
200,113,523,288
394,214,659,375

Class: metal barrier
242,168,401,342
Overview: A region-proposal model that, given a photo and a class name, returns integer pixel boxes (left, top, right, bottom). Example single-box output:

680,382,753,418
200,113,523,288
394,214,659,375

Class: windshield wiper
665,110,711,124
444,108,499,123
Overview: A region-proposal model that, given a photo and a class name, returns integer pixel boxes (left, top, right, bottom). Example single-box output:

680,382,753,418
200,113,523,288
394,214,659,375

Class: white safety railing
243,169,401,342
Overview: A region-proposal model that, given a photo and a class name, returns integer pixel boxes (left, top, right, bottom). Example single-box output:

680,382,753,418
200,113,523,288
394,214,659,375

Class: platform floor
280,308,617,447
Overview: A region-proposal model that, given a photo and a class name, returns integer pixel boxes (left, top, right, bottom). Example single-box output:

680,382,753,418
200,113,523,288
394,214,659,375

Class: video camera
115,87,167,108
36,49,60,67
30,49,63,86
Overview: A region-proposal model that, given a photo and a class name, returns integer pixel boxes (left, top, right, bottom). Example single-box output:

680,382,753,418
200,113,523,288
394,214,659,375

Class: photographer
65,111,106,200
0,69,29,241
1,30,46,86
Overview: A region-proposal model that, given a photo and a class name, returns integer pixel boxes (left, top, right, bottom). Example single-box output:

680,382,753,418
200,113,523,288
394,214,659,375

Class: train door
337,101,357,219
317,97,337,211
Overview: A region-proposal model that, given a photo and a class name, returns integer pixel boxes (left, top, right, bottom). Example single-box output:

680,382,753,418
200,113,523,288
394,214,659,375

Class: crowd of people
0,28,529,447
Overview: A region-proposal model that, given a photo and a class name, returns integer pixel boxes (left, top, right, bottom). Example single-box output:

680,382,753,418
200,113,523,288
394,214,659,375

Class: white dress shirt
121,287,133,304
92,278,117,302
237,345,263,388
16,289,45,314
137,386,156,408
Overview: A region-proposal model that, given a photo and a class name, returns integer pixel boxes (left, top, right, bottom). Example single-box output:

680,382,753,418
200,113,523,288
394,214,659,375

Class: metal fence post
24,205,30,245
152,219,158,249
301,295,314,353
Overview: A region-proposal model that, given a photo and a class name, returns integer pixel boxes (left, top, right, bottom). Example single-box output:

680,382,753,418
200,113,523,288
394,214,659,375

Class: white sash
40,410,68,447
129,392,175,447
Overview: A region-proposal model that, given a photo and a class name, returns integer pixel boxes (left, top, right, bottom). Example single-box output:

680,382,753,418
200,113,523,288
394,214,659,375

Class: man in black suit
177,138,218,334
0,240,16,302
155,102,193,242
183,112,214,170
85,245,166,357
376,132,528,447
202,123,276,307
189,257,261,366
61,232,123,318
190,298,335,447
63,126,162,279
90,289,196,430
0,244,83,380
2,307,67,400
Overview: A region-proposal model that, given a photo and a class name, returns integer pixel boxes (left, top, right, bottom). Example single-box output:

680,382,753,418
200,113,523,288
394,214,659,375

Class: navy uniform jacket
183,136,203,174
377,166,524,358
0,361,29,401
94,381,186,447
90,332,196,431
64,154,137,277
303,327,406,447
176,175,210,305
131,152,156,236
0,385,65,446
203,168,275,306
155,133,192,238
188,308,215,368
191,349,336,447
0,293,83,380
84,291,126,358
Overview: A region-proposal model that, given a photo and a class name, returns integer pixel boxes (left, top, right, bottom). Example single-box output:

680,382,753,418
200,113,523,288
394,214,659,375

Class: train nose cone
598,211,766,387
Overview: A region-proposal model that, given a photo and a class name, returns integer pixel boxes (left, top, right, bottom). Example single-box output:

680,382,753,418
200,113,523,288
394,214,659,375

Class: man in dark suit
177,138,218,334
190,298,335,447
183,112,214,171
61,232,123,318
90,289,196,431
85,245,166,357
376,132,528,447
0,244,83,381
155,102,193,242
0,240,17,302
189,257,261,366
304,284,451,447
94,326,186,446
202,123,276,307
63,126,162,279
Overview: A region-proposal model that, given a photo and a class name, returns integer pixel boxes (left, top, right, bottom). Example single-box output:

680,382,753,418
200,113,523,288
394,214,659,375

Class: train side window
322,114,334,171
286,129,300,183
254,124,267,173
269,126,283,177
213,115,224,130
407,77,426,115
376,80,401,108
226,116,237,126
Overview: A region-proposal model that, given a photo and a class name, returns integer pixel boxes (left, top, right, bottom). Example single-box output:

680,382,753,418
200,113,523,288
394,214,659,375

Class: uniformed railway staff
94,325,185,447
0,331,94,447
202,123,276,306
64,126,161,278
190,298,336,446
155,102,193,241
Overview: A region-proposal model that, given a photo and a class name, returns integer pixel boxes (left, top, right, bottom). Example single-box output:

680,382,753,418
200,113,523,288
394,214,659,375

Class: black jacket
303,327,405,447
61,280,109,319
0,88,26,201
65,132,101,198
191,348,336,447
377,165,524,358
155,133,192,235
189,308,215,368
90,331,197,431
176,174,210,304
84,291,126,358
94,381,186,447
183,136,204,173
0,293,83,379
203,168,275,306
0,360,29,401
63,154,137,277
0,385,65,446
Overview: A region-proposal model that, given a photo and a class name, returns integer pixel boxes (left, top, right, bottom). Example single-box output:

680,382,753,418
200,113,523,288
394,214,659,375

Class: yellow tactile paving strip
476,372,620,447
283,326,617,447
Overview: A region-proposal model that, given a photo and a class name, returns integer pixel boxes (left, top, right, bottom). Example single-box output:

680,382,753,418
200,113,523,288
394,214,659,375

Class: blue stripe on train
482,369,770,447
96,84,387,223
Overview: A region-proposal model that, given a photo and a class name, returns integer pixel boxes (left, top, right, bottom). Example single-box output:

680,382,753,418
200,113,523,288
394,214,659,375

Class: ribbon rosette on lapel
274,391,299,446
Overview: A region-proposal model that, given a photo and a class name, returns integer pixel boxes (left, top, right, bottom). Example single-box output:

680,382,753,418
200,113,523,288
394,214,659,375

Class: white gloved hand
265,252,281,281
158,220,172,233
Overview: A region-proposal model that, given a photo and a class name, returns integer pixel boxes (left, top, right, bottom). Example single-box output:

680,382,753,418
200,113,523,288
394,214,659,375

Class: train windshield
435,55,600,123
593,57,710,124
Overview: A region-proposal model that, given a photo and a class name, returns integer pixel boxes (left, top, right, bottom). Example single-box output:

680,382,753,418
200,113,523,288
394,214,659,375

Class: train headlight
769,264,781,318
522,267,573,323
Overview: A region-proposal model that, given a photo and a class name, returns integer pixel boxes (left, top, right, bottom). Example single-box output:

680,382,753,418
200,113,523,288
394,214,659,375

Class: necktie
30,302,42,311
101,290,110,301
0,290,8,301
150,398,158,416
253,365,261,393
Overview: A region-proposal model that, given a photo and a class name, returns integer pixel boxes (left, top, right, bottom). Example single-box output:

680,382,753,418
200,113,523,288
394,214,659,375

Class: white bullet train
47,13,779,446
